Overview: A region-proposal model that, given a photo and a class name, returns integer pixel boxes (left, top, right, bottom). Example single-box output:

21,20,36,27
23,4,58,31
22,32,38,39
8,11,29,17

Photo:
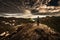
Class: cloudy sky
0,0,60,17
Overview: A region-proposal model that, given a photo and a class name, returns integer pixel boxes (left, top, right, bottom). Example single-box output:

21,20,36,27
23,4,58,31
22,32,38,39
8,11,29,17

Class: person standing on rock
37,16,40,26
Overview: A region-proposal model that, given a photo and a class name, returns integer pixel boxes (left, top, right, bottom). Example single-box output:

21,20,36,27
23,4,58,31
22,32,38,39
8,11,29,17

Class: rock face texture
1,23,60,40
0,17,60,40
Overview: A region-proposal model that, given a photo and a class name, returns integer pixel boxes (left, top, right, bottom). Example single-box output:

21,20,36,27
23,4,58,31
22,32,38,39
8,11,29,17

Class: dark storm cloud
0,0,23,13
58,0,60,6
0,0,60,14
48,0,60,6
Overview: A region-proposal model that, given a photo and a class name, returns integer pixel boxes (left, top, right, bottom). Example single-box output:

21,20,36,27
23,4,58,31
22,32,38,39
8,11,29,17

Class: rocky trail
0,23,60,40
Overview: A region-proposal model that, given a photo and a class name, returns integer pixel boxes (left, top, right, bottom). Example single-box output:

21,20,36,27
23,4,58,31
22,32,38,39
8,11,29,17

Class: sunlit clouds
37,6,60,13
0,0,60,18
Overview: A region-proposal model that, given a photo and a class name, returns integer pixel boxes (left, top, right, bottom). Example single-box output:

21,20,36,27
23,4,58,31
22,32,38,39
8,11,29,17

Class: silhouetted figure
37,16,40,26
